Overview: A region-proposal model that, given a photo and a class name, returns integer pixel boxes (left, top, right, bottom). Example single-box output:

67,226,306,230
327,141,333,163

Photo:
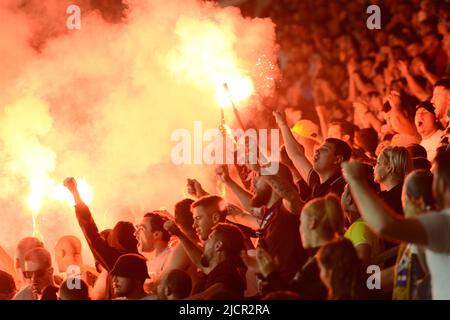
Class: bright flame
216,179,226,198
215,80,254,108
0,0,279,255
51,178,94,206
168,15,256,109
27,181,43,214
27,180,45,239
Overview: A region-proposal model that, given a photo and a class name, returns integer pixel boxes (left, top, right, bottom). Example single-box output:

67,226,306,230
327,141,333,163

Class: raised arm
387,91,419,137
341,161,428,245
315,105,329,139
63,177,120,271
164,220,206,273
273,111,313,183
418,61,439,86
398,60,429,101
225,203,259,230
186,179,209,199
215,164,253,211
347,59,357,102
259,175,303,215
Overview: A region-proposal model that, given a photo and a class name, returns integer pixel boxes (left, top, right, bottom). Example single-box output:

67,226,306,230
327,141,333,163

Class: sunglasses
23,268,49,279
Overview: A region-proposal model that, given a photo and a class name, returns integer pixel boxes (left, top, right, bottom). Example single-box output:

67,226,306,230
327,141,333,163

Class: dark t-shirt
308,170,347,200
204,261,246,298
379,182,404,266
262,252,327,300
296,178,312,202
379,182,404,216
290,256,327,300
258,201,307,283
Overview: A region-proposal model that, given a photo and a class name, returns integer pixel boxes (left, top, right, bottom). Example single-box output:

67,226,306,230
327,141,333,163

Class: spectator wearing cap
275,111,352,201
110,254,156,300
0,270,16,300
291,119,322,164
414,100,444,161
63,177,138,300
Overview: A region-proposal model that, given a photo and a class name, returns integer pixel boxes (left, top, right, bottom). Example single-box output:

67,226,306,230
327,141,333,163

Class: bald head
15,237,44,271
56,236,81,255
55,236,82,273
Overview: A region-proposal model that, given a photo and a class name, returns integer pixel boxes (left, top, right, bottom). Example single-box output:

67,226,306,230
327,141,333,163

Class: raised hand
397,60,409,77
353,101,369,113
226,203,245,216
387,90,401,109
240,250,262,274
256,247,278,278
347,58,357,75
63,177,78,194
215,164,231,183
163,220,182,237
273,110,288,128
186,178,207,198
315,105,327,117
341,160,368,184
417,61,427,75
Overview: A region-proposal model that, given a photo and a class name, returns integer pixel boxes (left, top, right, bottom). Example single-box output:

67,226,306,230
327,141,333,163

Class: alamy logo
366,5,381,30
66,265,81,290
171,121,279,175
366,265,381,290
66,5,81,30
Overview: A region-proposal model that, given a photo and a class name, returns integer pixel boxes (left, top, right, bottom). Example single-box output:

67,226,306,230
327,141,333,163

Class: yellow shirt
344,218,382,259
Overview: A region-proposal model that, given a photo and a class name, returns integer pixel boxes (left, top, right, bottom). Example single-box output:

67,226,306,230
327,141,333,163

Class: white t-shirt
417,208,450,300
14,286,36,300
420,130,443,162
145,246,172,284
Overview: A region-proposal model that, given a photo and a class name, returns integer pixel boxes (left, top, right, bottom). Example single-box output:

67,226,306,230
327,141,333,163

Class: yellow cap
291,120,322,144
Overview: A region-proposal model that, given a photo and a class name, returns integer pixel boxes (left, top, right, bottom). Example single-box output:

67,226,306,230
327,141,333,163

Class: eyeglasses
23,268,48,279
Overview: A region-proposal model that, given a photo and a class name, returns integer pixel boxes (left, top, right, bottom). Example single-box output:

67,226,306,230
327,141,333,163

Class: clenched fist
186,179,207,198
215,164,230,182
163,220,182,236
341,160,367,184
63,177,78,194
273,111,288,128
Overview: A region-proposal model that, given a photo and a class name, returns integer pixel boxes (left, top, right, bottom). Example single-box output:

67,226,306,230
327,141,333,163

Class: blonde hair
303,194,344,239
379,146,413,181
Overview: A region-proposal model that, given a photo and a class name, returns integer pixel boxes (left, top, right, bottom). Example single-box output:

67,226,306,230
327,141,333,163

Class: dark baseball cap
110,254,149,281
415,100,436,117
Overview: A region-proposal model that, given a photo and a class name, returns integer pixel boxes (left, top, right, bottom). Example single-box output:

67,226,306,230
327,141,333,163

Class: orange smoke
0,0,279,261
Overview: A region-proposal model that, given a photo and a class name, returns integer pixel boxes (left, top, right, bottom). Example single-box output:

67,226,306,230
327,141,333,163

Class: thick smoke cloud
0,0,278,263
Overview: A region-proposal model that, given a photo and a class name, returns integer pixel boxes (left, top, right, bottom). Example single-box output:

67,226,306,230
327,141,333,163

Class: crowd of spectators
1,0,450,300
